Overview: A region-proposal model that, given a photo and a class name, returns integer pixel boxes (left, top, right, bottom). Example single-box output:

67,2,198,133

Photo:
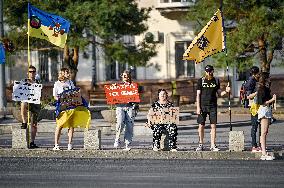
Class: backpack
239,80,249,108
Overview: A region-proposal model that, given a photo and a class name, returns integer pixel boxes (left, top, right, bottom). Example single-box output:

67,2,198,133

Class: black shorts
197,106,217,125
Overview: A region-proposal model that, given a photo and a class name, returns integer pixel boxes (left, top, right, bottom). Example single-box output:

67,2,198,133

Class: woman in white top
53,68,75,150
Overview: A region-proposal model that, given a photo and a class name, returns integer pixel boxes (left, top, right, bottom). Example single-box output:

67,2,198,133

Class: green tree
187,0,284,72
4,0,156,81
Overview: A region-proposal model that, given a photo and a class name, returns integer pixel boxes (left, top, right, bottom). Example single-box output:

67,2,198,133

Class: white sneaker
53,145,60,151
260,154,275,160
123,143,131,151
210,145,220,151
153,146,159,152
67,144,73,151
114,140,120,149
170,148,178,152
196,144,204,151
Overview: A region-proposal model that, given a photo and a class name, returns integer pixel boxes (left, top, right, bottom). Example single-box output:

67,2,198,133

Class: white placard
12,80,42,104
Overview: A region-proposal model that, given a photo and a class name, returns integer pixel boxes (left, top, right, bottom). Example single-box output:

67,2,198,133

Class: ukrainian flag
28,3,70,48
183,9,225,64
55,90,91,129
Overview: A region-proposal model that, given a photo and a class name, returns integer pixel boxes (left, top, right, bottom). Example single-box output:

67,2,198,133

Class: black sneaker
29,142,39,149
21,123,27,129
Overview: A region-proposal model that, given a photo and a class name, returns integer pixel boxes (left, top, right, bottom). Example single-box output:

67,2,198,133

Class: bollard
229,131,245,152
84,129,101,150
12,125,28,149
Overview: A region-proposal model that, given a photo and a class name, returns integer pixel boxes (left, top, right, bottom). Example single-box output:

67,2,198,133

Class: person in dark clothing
196,65,230,151
245,66,261,152
256,72,276,160
148,89,178,152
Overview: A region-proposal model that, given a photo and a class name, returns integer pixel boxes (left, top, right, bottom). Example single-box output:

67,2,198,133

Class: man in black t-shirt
196,65,230,151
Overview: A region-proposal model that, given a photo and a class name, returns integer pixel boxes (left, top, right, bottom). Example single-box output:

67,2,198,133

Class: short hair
250,66,260,75
28,65,36,71
157,89,168,96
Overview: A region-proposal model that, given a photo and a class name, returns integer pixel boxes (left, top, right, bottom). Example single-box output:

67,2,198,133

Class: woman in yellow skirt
53,68,90,150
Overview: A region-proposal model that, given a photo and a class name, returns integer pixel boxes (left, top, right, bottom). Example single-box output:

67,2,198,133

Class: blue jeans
251,114,260,147
115,106,134,144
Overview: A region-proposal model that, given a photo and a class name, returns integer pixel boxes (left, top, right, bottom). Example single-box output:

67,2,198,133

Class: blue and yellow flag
28,4,70,48
183,9,225,63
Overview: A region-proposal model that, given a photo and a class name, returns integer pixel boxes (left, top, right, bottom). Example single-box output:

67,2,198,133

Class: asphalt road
0,157,283,188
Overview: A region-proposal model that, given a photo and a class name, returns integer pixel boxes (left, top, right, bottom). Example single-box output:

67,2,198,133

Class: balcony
156,0,195,19
157,0,195,9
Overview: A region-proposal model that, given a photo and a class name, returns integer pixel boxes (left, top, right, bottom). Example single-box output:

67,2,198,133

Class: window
105,61,136,81
38,50,49,83
175,41,195,78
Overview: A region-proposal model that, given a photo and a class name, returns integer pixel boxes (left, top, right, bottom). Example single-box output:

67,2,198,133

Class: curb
0,149,282,160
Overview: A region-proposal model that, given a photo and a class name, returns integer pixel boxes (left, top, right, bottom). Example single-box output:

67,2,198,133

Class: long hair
121,70,132,83
258,72,270,87
257,72,270,98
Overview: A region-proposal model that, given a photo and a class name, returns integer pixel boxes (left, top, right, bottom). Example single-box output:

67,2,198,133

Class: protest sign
12,80,42,104
58,88,83,111
147,107,179,125
104,83,140,104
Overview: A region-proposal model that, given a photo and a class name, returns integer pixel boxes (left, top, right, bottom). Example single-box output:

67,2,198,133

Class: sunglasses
29,71,36,73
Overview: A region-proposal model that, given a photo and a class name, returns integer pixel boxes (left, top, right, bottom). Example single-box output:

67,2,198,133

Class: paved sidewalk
0,109,283,160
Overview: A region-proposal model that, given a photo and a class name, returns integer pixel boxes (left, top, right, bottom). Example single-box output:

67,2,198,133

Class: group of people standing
20,66,89,150
245,66,276,160
19,64,277,160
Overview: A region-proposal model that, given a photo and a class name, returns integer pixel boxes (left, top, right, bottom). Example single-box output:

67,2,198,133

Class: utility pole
0,0,7,118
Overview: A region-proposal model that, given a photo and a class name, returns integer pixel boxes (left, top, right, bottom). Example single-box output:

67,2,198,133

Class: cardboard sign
12,80,42,104
104,83,140,104
147,107,179,125
59,88,83,111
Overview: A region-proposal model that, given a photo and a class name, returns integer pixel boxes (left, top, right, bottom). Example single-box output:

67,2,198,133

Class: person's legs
152,124,163,149
260,118,269,156
210,124,216,147
114,107,125,147
197,108,207,147
68,127,74,145
29,112,39,148
30,123,37,143
53,126,62,150
124,107,134,146
251,114,259,148
67,127,74,150
209,106,219,151
165,124,178,149
20,102,28,129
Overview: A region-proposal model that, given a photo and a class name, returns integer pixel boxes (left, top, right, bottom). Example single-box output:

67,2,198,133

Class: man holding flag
183,9,231,151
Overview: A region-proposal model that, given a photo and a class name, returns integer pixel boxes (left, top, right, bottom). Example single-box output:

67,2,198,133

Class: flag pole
27,2,31,146
220,0,232,130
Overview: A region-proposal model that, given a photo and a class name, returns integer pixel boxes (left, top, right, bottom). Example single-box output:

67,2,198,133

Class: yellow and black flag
183,9,225,64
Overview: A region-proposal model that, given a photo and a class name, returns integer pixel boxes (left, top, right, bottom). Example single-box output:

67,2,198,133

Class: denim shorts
258,105,272,119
